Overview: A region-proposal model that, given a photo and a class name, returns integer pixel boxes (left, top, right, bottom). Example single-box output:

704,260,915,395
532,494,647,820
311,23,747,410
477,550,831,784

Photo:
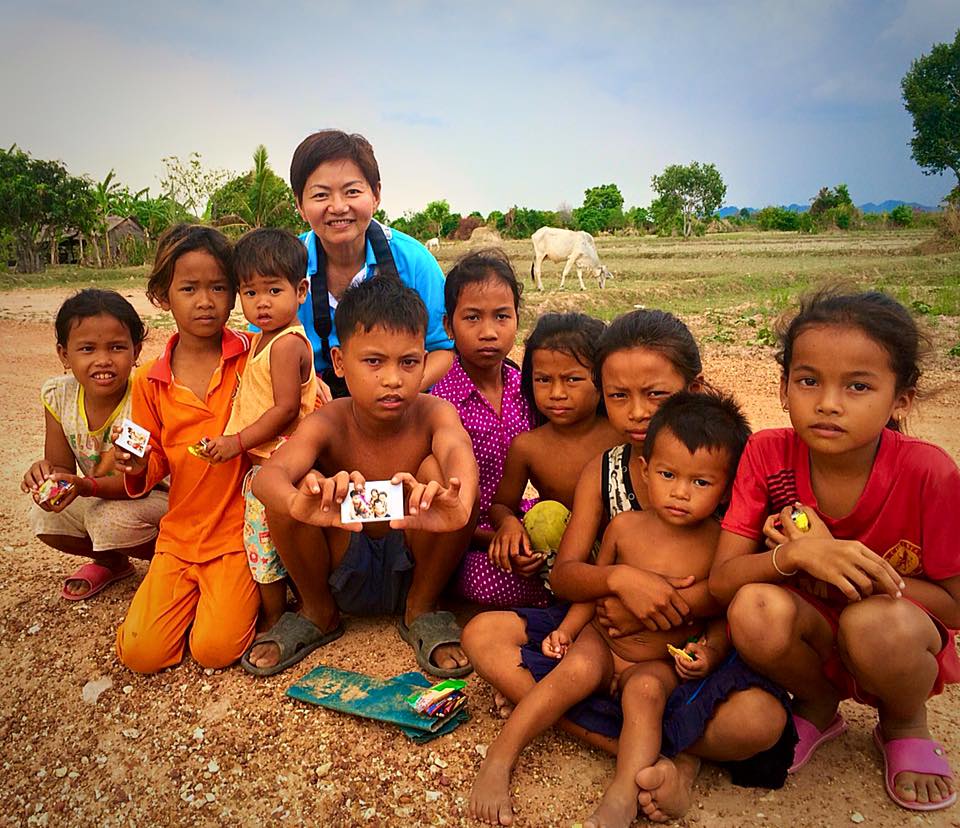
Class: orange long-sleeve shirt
125,328,250,563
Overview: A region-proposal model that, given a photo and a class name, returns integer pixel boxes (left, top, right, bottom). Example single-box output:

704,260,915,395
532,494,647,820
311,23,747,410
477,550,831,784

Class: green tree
810,184,853,216
651,162,726,238
160,151,230,218
889,204,914,226
208,145,303,233
0,146,96,273
625,206,652,232
423,200,452,239
573,183,624,234
901,30,960,201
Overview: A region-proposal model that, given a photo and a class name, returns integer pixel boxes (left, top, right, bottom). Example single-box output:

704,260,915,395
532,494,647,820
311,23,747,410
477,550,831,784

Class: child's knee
728,584,797,656
189,621,253,669
620,671,670,707
838,598,937,670
116,624,180,674
717,687,787,755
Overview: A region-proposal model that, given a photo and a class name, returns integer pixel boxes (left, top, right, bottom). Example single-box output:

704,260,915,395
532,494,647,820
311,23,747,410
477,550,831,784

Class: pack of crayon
188,438,215,462
405,679,467,718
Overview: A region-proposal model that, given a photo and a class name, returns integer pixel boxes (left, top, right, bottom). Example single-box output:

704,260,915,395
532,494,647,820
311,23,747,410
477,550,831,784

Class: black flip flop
241,611,345,677
397,610,472,679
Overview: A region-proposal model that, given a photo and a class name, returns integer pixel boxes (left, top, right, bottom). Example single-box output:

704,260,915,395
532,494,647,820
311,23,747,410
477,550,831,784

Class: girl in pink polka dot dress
432,248,544,606
488,312,620,594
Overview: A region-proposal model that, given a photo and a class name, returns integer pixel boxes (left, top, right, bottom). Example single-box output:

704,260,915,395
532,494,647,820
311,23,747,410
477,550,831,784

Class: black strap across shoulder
309,221,400,366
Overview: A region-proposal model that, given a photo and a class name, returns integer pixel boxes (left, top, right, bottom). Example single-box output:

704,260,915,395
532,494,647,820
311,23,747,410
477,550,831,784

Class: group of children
22,223,960,824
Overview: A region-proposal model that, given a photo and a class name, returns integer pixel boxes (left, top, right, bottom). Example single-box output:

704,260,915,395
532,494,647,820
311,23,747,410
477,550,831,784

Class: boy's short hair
642,391,751,480
234,228,307,287
290,130,381,203
334,276,428,348
147,224,234,306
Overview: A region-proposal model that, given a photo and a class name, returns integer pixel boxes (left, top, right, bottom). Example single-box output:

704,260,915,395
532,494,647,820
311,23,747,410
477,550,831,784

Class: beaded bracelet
771,543,797,577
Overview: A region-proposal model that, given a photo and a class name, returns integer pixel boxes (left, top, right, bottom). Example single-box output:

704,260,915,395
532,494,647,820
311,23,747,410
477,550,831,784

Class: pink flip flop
61,562,136,602
788,712,848,773
873,724,957,812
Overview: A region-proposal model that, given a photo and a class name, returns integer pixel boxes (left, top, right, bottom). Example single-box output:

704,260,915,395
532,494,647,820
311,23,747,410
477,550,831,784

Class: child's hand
763,502,830,548
488,516,532,571
111,423,150,477
512,551,546,577
388,474,470,533
42,472,85,512
21,459,54,495
287,470,364,531
542,629,572,660
205,434,243,463
672,637,719,680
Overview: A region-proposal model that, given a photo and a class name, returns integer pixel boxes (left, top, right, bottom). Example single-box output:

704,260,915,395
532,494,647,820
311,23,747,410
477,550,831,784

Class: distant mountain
718,200,937,217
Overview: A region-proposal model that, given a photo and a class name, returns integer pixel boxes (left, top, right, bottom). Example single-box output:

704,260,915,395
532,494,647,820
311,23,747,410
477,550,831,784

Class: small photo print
341,480,403,524
114,418,150,458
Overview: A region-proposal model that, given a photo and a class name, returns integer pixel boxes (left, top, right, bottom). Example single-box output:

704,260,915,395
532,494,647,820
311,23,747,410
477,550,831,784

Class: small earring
782,403,789,412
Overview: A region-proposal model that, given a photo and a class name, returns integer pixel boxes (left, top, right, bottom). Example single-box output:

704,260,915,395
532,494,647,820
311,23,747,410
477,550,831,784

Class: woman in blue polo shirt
290,130,454,397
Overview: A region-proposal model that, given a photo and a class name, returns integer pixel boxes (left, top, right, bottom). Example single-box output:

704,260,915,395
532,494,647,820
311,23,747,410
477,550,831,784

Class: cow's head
597,265,613,289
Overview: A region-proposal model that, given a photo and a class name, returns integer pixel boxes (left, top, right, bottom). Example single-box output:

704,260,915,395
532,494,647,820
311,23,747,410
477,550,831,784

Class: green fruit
523,501,571,552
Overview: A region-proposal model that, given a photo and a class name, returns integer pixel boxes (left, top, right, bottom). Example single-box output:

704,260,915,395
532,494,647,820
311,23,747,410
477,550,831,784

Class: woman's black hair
593,309,702,390
55,288,146,348
520,312,607,424
443,247,522,319
776,289,927,432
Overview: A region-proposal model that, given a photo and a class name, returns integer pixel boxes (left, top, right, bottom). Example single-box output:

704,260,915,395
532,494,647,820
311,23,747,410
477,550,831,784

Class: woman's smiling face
297,158,380,253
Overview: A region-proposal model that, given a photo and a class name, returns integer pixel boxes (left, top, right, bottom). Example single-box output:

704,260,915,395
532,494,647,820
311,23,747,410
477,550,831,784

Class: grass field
3,228,958,353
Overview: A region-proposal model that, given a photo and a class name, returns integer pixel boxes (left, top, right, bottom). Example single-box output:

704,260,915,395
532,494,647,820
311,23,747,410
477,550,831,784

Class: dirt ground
1,287,959,828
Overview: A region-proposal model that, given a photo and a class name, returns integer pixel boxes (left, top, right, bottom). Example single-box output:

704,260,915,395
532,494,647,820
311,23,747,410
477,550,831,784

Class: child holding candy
470,392,787,828
202,228,318,632
114,224,258,673
712,290,960,812
21,289,167,600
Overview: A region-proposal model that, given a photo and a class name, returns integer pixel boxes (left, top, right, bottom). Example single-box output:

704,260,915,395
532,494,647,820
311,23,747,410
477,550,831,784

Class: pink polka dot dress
432,358,550,607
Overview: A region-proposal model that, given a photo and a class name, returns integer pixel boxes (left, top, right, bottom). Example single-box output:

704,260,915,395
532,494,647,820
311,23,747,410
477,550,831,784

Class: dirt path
1,301,958,827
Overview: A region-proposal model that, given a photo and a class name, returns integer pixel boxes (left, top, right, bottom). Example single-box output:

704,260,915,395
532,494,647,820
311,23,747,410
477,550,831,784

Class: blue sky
2,1,957,216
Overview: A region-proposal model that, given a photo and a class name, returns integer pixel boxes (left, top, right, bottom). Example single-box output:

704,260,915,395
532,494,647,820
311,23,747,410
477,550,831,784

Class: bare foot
636,758,696,823
470,756,514,825
582,783,637,828
879,724,956,808
494,691,515,719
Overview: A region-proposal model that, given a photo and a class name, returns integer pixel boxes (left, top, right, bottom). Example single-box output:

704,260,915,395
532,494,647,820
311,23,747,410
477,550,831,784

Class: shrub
890,204,914,226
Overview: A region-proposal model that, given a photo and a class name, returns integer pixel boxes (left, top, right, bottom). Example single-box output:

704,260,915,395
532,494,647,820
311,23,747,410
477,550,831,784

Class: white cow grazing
530,227,611,291
426,237,440,252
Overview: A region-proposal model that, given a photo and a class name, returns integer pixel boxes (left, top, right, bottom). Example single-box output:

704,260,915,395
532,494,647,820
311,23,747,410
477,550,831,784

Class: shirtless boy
246,276,479,677
471,392,753,827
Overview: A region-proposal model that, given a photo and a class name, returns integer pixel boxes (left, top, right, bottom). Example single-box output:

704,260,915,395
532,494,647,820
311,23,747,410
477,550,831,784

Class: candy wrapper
667,643,696,663
188,438,216,462
115,418,150,458
405,679,467,719
37,478,73,507
790,507,810,532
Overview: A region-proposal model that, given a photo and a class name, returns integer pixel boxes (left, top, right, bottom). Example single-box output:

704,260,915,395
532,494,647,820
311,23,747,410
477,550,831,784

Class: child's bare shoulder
608,509,654,534
269,330,312,359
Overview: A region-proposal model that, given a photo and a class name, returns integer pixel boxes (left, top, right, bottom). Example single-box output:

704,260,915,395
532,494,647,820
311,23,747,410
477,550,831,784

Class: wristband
86,476,99,497
771,543,797,577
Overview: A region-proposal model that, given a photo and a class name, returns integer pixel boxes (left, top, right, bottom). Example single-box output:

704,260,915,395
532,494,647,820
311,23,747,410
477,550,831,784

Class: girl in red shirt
711,290,960,813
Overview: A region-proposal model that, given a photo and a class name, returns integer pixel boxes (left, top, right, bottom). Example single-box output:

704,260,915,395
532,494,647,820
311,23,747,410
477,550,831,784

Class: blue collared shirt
297,222,453,373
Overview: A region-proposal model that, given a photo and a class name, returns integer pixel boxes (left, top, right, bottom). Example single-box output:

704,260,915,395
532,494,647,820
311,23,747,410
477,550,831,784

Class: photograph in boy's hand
341,480,403,524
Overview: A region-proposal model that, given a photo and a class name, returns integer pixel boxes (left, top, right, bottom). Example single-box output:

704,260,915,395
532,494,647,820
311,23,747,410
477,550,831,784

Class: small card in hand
114,418,150,458
341,479,403,524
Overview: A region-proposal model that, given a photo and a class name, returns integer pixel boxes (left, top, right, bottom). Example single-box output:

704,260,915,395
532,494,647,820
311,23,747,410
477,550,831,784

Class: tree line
2,28,957,274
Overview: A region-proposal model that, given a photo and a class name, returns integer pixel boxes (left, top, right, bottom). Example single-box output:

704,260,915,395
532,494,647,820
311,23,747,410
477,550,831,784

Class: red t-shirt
723,427,960,608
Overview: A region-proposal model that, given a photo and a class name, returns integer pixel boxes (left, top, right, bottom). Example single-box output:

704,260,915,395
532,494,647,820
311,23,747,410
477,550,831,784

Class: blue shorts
515,605,797,788
328,530,413,616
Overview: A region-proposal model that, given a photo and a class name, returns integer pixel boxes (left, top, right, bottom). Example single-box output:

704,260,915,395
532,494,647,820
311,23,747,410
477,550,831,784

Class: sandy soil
1,286,959,828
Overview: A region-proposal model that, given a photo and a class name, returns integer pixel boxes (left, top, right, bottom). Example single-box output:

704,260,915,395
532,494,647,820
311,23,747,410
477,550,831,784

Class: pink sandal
873,724,957,812
788,712,848,773
61,562,135,601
